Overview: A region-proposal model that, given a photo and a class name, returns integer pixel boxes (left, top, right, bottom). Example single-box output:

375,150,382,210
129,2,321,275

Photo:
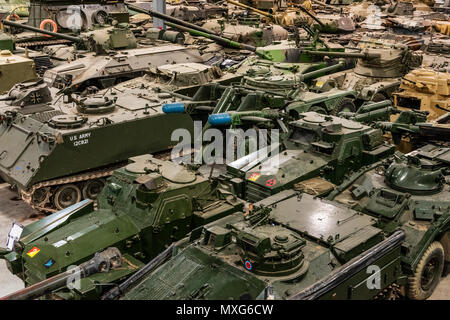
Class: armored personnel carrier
108,185,446,300
0,155,243,300
0,73,199,212
223,111,394,202
311,40,422,106
393,69,450,121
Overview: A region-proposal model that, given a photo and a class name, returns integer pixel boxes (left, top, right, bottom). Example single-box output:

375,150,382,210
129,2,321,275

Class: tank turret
0,78,51,106
312,42,423,106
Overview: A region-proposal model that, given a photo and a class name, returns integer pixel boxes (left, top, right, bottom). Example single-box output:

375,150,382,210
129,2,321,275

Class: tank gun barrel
0,247,121,300
298,61,346,81
126,3,222,37
339,100,396,123
208,110,281,127
302,50,381,59
1,20,83,43
165,22,256,52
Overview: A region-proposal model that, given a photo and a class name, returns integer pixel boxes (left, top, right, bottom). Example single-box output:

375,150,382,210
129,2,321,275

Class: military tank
222,111,394,202
393,68,450,121
104,189,422,300
311,40,423,106
0,155,243,299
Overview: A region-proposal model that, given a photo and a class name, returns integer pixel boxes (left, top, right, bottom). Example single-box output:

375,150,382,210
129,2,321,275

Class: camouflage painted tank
311,40,423,106
325,144,450,299
0,155,243,299
224,111,394,202
111,190,409,300
393,69,450,121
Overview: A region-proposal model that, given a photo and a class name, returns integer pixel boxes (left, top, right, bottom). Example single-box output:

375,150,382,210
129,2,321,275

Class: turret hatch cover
302,113,326,123
48,115,86,129
126,156,196,184
340,119,363,130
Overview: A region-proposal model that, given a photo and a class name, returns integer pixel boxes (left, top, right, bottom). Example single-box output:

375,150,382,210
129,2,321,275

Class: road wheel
54,184,82,210
31,187,51,207
331,98,356,116
407,241,445,300
372,92,388,102
82,179,105,200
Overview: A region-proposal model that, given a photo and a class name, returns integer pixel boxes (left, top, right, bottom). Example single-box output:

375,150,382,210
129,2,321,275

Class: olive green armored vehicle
2,19,202,93
108,185,446,300
224,111,394,202
0,155,243,300
311,40,423,107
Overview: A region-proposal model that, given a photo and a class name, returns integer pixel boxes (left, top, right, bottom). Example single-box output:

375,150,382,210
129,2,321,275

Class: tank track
20,165,123,214
16,39,72,49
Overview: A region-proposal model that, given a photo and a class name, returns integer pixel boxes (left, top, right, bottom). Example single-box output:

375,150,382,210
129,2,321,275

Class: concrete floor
0,182,448,299
0,183,37,297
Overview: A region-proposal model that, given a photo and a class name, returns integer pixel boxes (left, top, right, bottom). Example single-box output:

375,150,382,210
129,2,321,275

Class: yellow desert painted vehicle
393,68,450,121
